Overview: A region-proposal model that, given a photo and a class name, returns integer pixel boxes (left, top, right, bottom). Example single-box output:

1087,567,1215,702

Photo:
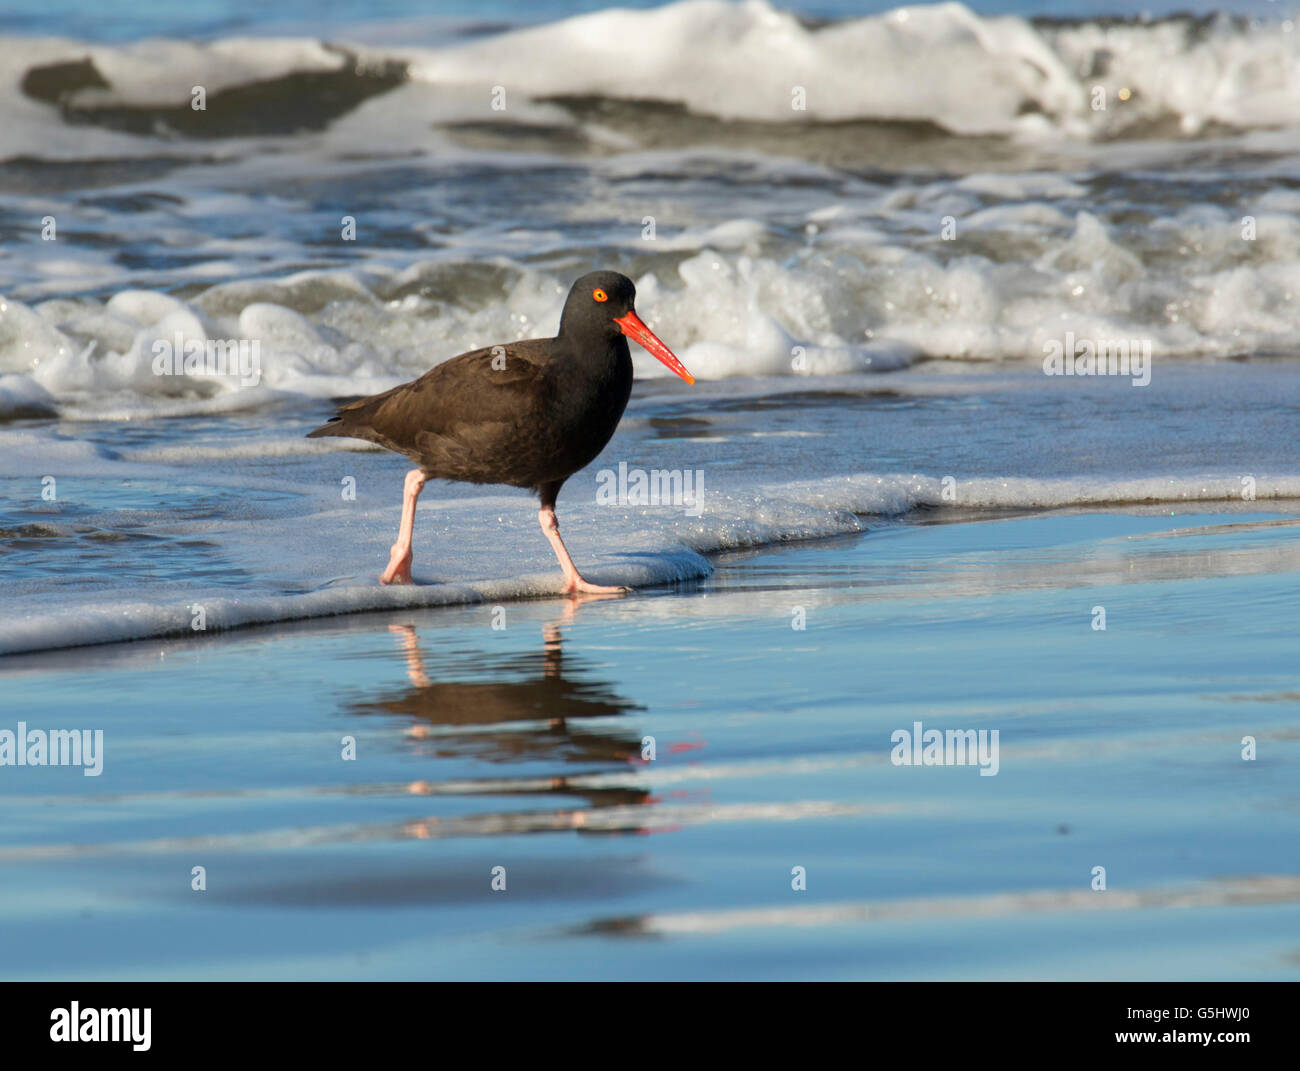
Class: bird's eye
592,288,608,302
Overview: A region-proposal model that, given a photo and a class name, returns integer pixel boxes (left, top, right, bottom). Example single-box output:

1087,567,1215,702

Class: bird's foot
562,576,628,596
380,546,414,585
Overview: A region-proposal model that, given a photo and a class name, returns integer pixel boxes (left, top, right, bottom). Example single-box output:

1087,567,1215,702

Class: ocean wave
5,2,1300,156
5,3,1300,411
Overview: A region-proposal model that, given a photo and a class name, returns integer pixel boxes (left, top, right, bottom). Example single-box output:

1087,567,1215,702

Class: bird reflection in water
348,597,655,837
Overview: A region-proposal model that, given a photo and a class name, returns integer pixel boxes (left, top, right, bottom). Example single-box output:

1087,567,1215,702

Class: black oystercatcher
307,271,694,592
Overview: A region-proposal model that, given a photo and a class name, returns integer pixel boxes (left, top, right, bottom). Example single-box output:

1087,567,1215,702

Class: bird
307,270,695,593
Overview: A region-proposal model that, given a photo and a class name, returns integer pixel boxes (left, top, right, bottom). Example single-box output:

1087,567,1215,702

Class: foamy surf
10,2,1300,148
7,222,1300,421
4,466,1298,657
7,5,1300,414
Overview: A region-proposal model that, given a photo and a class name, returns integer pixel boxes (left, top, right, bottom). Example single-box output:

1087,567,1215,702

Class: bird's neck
551,333,629,409
555,329,627,369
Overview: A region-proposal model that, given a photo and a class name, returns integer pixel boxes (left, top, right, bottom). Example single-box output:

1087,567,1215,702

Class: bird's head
560,270,694,384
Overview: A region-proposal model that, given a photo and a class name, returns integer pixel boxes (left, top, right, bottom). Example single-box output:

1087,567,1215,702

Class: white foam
0,426,120,473
8,211,1300,415
0,375,57,419
6,2,1300,167
3,438,1297,657
5,6,1300,412
405,1,1300,138
777,473,1300,516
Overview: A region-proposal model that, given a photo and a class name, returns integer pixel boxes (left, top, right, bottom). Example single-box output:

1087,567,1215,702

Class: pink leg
538,506,626,595
380,469,427,585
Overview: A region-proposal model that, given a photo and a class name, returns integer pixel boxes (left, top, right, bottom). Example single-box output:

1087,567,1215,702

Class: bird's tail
305,389,397,441
305,418,348,439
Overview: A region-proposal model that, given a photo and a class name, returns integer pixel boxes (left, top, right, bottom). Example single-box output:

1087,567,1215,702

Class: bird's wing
309,338,558,452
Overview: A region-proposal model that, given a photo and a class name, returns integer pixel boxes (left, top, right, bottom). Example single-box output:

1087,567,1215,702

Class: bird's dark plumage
307,270,637,502
305,269,692,590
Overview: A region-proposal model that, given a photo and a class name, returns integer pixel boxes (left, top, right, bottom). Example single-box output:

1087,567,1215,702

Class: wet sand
1,507,1297,979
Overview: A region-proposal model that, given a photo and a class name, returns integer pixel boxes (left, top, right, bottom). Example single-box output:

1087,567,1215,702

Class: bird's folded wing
314,339,557,448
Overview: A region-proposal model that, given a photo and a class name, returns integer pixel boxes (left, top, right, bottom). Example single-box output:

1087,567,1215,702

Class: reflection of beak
613,309,695,384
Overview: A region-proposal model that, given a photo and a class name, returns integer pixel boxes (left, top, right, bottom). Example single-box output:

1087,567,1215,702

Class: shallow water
4,363,1300,656
2,0,1300,980
2,509,1297,980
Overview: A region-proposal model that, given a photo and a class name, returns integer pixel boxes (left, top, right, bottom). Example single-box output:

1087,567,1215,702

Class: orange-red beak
614,309,695,385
